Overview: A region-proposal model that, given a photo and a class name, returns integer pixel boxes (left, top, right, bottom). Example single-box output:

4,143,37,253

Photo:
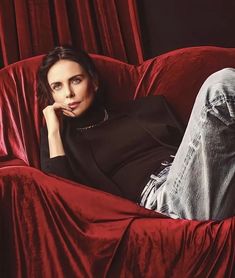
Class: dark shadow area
137,0,235,59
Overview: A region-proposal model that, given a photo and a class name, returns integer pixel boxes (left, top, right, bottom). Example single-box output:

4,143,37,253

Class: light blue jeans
145,68,235,220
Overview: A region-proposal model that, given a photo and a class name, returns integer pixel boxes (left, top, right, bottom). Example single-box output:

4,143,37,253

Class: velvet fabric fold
1,166,235,277
0,166,147,277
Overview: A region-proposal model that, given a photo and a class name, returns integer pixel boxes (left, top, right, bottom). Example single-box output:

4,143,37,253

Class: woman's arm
42,103,73,157
40,103,76,180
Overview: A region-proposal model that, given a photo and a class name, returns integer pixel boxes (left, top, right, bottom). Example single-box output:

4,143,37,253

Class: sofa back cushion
1,46,235,167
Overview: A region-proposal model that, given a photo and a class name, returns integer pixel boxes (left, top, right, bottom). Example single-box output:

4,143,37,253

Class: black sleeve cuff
44,155,74,180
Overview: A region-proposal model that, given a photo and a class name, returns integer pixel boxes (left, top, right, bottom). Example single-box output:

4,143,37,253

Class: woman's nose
65,86,75,98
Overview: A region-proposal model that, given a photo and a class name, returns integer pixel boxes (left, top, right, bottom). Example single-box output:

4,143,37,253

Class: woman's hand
43,102,75,135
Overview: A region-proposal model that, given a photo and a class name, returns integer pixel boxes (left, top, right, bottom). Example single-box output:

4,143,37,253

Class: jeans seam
170,109,207,196
170,140,200,196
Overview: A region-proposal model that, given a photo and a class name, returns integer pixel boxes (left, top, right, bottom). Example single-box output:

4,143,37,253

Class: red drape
0,0,144,67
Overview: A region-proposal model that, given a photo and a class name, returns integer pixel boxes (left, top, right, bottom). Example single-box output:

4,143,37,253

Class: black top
40,95,184,203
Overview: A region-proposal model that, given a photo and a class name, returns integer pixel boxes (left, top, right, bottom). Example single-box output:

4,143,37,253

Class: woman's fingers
43,103,76,118
61,104,73,111
52,102,72,111
62,109,76,117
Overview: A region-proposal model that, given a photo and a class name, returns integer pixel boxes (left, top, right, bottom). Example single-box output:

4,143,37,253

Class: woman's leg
156,68,235,220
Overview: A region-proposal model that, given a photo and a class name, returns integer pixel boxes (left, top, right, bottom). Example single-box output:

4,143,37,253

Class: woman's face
47,59,98,117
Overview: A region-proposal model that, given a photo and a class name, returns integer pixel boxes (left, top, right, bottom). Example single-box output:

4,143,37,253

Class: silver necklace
76,109,109,131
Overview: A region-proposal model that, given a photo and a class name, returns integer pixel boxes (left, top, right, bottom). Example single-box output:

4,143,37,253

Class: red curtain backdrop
0,0,144,67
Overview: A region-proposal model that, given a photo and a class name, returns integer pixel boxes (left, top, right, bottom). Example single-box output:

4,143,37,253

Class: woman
38,46,235,220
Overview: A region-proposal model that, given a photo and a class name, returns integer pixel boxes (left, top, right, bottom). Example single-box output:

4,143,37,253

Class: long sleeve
40,127,75,180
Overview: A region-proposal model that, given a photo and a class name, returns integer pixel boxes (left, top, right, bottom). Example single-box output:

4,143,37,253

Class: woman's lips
68,102,80,109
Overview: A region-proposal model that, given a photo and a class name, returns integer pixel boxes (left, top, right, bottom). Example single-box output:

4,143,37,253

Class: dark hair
37,45,100,107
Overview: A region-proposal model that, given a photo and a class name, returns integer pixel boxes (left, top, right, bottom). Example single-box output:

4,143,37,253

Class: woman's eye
72,78,81,85
52,83,62,91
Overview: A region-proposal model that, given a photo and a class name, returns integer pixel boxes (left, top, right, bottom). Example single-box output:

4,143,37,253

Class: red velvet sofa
1,46,235,277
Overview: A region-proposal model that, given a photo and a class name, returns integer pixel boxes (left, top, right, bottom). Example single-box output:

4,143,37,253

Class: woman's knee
199,68,235,103
189,68,235,126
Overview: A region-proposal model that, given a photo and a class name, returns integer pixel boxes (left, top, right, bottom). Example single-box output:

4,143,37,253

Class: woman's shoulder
107,95,168,116
107,95,184,133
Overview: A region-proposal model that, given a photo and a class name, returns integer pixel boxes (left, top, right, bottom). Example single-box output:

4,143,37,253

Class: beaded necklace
76,108,109,131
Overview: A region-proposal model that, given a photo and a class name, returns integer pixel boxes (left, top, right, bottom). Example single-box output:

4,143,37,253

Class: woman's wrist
48,130,65,158
47,128,60,138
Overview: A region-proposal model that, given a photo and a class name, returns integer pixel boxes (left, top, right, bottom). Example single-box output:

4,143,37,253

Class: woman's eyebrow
50,81,61,87
69,74,85,80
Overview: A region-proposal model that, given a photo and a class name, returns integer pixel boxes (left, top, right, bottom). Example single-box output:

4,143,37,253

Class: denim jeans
143,68,235,220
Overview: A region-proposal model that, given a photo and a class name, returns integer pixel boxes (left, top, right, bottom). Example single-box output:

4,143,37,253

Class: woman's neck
65,100,105,129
